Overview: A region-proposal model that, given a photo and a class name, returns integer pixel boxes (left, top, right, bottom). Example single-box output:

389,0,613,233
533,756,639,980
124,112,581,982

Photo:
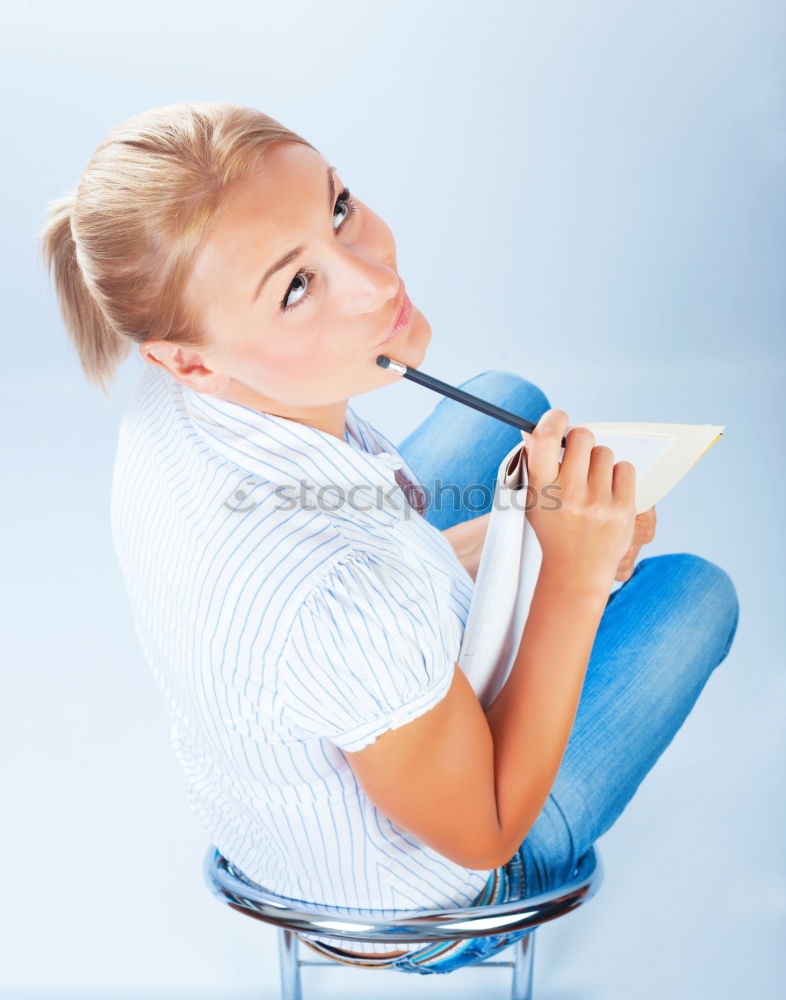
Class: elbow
466,846,514,872
464,821,534,871
428,827,505,872
453,830,513,872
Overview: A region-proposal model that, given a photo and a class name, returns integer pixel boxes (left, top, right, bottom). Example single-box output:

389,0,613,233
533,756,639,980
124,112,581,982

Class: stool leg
277,927,302,1000
510,930,535,1000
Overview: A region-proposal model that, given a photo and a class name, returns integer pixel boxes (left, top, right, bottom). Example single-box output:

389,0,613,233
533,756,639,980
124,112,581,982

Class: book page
581,431,674,471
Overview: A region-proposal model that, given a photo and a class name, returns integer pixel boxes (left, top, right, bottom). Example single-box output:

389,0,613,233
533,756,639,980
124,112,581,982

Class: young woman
40,102,739,976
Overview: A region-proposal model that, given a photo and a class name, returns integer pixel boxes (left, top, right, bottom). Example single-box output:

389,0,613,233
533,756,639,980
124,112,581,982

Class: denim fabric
315,370,740,976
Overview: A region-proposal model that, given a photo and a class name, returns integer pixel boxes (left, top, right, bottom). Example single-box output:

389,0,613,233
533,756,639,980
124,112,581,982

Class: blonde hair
38,102,318,399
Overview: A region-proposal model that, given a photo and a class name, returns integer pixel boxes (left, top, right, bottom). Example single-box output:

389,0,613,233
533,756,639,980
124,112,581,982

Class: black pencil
376,355,568,448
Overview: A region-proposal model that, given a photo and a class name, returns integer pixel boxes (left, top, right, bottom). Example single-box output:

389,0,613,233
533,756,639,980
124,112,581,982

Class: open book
456,421,724,709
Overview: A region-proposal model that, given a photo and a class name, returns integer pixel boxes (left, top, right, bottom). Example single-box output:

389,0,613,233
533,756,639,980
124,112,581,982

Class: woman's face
151,140,431,434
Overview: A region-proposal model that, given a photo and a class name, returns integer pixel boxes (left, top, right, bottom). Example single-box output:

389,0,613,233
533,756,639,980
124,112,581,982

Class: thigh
397,369,551,531
516,552,740,895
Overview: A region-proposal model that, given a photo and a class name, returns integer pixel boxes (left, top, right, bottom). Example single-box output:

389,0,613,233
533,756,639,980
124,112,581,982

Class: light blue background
2,1,784,997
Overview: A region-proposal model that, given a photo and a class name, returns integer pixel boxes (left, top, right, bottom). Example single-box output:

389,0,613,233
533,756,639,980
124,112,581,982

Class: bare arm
345,409,635,871
344,563,610,871
478,563,610,865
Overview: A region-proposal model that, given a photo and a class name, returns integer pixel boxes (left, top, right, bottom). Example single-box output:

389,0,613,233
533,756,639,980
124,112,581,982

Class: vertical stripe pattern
110,364,493,953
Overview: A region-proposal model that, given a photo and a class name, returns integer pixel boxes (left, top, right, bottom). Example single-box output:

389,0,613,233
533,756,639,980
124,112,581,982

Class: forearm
481,561,611,866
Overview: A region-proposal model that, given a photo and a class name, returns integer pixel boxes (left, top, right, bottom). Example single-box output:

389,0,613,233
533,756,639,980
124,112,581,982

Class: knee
654,552,738,614
460,369,551,422
639,552,740,658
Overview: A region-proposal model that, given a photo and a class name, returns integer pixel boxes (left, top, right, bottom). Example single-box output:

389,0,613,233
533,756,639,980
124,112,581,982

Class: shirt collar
180,381,426,518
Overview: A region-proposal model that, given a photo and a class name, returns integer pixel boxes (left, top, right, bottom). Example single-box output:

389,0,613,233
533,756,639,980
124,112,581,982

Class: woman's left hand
614,506,657,583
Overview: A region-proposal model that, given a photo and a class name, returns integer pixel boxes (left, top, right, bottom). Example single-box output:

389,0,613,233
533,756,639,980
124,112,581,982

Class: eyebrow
251,164,336,304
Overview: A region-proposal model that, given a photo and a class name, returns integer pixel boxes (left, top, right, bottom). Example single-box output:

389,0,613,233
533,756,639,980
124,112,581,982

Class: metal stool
203,843,603,1000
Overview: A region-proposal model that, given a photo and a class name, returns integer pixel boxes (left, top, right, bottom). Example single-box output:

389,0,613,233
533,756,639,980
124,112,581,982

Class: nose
344,252,399,315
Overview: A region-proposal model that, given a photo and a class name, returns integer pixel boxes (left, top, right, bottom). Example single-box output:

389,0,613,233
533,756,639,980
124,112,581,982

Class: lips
377,282,411,347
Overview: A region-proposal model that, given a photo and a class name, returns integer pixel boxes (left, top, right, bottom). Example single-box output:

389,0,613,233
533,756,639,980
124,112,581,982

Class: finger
587,444,615,499
559,424,596,488
615,546,640,581
612,459,636,508
526,408,569,487
632,516,649,547
627,542,643,565
633,507,656,544
614,550,635,581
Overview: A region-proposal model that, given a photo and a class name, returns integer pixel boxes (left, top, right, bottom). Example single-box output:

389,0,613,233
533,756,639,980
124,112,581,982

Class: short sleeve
277,547,456,752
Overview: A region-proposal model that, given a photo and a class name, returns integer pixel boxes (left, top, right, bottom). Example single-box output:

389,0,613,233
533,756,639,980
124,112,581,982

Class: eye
280,187,358,313
331,186,357,231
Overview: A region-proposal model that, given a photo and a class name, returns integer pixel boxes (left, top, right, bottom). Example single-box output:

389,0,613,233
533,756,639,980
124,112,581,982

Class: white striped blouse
110,364,494,953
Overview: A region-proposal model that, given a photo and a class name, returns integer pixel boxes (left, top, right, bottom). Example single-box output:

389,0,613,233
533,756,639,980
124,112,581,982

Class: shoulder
280,537,454,664
275,541,459,750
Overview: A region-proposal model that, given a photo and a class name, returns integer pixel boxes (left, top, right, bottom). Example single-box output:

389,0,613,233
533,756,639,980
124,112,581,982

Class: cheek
265,330,332,385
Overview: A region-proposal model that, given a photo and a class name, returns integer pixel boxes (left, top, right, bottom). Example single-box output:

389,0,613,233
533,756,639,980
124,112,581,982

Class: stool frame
203,843,603,1000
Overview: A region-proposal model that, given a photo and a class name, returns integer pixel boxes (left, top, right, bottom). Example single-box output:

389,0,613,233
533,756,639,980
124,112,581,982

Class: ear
138,341,228,395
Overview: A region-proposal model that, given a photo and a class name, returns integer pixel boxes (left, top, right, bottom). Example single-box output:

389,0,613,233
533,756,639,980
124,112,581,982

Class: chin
407,311,432,359
374,309,431,370
400,309,432,351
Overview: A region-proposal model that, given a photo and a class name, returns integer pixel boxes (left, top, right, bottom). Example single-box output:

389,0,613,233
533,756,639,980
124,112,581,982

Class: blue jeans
378,370,740,975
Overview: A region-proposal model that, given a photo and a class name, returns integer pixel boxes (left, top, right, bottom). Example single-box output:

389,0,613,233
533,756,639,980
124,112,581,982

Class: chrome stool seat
203,843,604,999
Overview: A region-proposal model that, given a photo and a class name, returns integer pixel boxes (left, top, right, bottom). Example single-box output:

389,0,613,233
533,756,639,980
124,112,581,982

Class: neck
215,382,349,440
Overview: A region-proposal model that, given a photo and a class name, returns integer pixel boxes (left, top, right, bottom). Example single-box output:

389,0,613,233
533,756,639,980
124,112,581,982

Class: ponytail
38,102,316,398
38,191,132,400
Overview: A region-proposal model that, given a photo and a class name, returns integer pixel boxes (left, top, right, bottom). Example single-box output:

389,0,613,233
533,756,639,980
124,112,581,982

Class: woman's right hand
523,408,637,591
